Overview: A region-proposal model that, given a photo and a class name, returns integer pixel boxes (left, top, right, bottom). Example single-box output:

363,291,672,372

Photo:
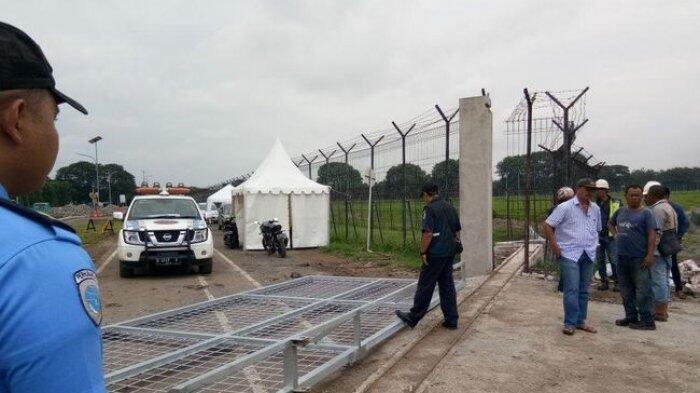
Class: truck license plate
155,257,180,266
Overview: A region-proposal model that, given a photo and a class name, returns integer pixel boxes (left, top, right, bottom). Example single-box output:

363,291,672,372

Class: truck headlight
191,228,208,243
123,230,144,245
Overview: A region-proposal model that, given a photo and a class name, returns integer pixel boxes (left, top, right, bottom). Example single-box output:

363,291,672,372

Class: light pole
88,136,102,205
104,171,113,205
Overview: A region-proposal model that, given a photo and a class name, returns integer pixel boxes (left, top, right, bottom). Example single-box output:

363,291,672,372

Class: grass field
69,218,122,245
325,190,700,270
664,190,700,211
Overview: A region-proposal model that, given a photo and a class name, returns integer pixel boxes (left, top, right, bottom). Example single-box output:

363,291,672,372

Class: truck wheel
199,259,213,274
119,265,134,278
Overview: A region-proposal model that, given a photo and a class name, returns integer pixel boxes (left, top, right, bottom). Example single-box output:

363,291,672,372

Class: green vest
609,199,621,219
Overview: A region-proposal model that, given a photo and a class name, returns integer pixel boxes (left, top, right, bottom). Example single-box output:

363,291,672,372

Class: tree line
316,159,459,198
311,155,699,198
22,161,137,206
493,151,700,194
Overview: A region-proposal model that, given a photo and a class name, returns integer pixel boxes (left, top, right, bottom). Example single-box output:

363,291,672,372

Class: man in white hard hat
642,181,661,197
595,179,623,291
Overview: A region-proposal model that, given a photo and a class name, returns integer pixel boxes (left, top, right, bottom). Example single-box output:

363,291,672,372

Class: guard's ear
0,97,27,145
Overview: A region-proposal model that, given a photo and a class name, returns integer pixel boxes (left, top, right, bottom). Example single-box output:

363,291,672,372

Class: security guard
0,22,105,392
396,182,461,330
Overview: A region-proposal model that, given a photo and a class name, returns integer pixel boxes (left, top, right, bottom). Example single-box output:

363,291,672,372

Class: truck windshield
128,199,201,220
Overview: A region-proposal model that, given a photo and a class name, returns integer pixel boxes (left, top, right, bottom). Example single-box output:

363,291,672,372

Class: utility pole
105,171,113,205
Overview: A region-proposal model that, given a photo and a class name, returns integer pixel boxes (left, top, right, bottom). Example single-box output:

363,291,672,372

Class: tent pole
288,193,293,249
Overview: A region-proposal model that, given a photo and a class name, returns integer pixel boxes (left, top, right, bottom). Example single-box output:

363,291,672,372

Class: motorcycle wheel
264,240,275,255
277,243,287,258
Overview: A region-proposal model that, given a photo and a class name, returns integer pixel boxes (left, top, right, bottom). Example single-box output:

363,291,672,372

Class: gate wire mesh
103,274,460,392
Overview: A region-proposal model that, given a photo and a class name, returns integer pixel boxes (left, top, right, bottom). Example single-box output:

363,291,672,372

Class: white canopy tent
233,139,330,250
206,184,236,212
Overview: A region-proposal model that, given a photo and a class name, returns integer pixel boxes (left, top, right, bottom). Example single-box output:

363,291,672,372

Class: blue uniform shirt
0,183,105,392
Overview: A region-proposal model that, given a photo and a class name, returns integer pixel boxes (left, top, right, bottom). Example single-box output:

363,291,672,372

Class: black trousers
408,255,459,325
670,253,683,291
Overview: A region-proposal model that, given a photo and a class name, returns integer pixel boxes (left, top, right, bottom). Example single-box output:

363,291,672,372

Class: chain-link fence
291,105,461,256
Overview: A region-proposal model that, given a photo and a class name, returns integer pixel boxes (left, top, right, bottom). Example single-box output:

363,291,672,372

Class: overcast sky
4,1,698,187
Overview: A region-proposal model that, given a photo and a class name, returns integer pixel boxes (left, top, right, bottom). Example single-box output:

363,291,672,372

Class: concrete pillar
458,95,493,277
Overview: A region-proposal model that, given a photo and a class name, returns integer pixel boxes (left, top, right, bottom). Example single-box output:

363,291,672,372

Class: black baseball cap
420,182,439,197
575,178,597,189
0,21,87,114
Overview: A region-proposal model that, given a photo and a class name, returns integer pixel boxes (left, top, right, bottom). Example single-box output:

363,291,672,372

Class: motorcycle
222,217,240,249
256,218,288,258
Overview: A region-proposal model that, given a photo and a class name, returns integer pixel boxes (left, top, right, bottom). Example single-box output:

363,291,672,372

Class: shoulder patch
74,269,102,326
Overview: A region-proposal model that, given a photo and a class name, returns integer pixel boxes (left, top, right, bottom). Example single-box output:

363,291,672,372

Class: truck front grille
153,230,181,243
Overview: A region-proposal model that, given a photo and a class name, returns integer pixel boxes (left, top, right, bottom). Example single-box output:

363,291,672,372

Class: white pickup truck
114,193,213,277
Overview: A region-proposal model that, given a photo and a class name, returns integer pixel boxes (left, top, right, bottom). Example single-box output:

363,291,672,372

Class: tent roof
234,139,329,194
207,184,236,204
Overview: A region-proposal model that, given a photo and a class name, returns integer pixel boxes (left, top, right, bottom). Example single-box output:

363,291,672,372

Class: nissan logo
163,233,172,241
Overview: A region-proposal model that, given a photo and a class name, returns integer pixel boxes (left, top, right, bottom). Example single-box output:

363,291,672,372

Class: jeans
558,253,594,328
596,237,617,284
616,255,654,323
650,255,671,304
408,256,458,325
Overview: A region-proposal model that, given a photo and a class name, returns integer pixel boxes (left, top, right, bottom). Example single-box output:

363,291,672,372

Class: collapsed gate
104,270,465,392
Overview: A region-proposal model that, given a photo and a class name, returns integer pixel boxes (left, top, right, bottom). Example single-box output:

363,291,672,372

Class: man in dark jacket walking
396,182,461,330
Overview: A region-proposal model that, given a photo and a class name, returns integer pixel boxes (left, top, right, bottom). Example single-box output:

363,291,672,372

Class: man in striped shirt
544,178,602,335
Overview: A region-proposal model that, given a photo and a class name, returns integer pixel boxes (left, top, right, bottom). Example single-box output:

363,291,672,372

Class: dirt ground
80,226,697,393
84,228,417,325
416,276,700,393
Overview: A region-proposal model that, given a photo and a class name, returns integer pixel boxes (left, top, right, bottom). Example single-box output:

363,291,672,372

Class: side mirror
113,211,124,221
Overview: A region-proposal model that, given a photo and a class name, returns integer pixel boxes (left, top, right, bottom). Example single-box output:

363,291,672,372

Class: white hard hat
556,187,574,201
595,179,609,190
643,181,661,195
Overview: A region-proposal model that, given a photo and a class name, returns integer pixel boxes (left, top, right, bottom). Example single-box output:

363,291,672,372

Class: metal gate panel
103,271,463,392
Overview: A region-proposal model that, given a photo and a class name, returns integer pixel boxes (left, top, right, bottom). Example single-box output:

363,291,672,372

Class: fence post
361,134,385,250
392,122,416,247
545,87,589,187
435,104,459,198
319,148,339,238
301,154,319,179
318,148,337,165
523,88,534,273
337,142,356,239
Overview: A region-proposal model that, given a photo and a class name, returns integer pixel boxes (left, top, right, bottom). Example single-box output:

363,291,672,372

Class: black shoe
612,283,620,293
395,310,416,328
442,321,458,330
597,282,609,291
629,321,656,330
615,318,637,327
